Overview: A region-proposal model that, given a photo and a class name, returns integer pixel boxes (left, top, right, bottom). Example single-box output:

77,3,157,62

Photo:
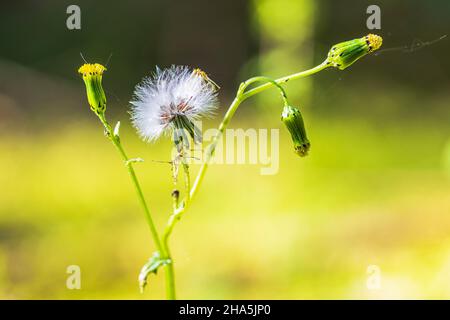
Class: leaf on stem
125,158,144,165
139,252,171,293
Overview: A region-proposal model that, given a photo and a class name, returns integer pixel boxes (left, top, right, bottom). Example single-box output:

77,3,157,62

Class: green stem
182,162,191,206
161,205,181,300
160,76,286,275
191,61,329,202
162,62,330,248
159,151,192,300
189,95,242,203
161,61,329,300
100,114,176,299
241,60,328,100
164,256,176,300
159,158,191,300
161,205,184,281
97,114,164,260
242,76,290,105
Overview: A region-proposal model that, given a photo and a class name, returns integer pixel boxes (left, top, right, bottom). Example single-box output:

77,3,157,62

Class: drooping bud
281,105,310,157
78,63,107,114
326,34,382,70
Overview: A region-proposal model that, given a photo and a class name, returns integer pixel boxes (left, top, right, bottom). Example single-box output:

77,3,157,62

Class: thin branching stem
190,61,329,202
97,114,164,258
159,62,330,299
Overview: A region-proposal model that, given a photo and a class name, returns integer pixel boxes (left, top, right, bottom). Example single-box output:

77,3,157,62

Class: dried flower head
327,34,382,70
78,63,107,115
130,66,219,144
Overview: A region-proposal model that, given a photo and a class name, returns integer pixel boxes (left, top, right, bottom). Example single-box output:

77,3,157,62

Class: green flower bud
327,34,382,70
281,105,310,157
78,63,107,114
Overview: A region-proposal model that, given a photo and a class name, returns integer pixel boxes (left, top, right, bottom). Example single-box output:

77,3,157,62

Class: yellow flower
78,63,107,114
327,34,382,70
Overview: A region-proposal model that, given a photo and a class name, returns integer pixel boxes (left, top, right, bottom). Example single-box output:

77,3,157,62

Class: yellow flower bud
327,34,382,70
78,63,107,114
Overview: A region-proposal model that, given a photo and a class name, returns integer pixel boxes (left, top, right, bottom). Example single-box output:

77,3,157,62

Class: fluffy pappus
130,65,219,143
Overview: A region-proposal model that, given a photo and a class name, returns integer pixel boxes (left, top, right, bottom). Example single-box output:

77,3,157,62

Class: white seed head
130,65,219,142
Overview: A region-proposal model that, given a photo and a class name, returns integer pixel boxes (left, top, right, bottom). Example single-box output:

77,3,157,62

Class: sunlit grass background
1,110,449,299
0,0,449,299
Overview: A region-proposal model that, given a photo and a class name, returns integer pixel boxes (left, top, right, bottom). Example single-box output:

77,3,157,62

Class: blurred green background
0,0,449,299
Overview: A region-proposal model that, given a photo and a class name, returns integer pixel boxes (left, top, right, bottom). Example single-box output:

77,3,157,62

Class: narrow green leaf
139,252,171,293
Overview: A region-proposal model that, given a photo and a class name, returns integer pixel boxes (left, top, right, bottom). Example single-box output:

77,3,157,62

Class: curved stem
160,76,284,257
241,60,328,100
163,62,330,240
160,61,329,300
243,76,290,105
190,61,329,202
